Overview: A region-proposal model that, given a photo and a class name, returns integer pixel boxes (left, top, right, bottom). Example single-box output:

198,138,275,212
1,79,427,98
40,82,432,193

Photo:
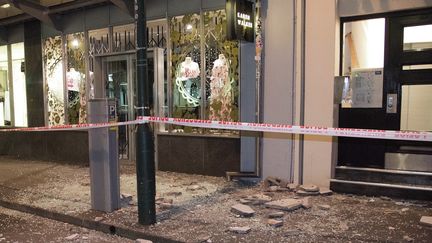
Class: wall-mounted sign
226,0,255,42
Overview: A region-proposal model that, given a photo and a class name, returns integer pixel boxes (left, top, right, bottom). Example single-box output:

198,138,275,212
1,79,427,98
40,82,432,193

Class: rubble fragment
264,176,290,188
94,217,103,222
298,184,319,192
121,193,133,201
165,191,182,197
231,204,255,217
65,233,79,241
301,197,312,209
419,216,432,227
136,239,153,243
268,211,284,218
287,184,298,191
268,219,284,227
403,235,414,242
319,188,333,196
296,190,320,196
243,194,272,205
380,196,391,201
265,198,302,211
318,204,331,210
228,226,251,234
401,208,409,212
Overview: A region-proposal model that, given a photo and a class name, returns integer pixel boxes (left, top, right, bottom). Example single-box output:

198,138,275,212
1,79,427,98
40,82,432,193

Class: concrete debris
339,222,349,231
298,184,319,192
82,236,89,240
419,216,432,227
388,226,395,230
243,194,272,205
401,208,409,212
380,196,391,201
65,233,79,241
276,187,290,192
228,226,251,234
136,239,153,243
301,197,312,209
318,204,331,210
0,234,2,238
121,193,133,201
284,229,301,236
268,219,283,227
266,186,279,192
265,198,303,211
287,184,298,191
264,177,290,189
296,190,320,196
239,199,252,204
319,188,333,196
94,217,104,222
187,185,205,191
231,204,255,217
165,191,182,197
369,199,375,202
268,211,284,218
159,202,173,210
403,235,414,242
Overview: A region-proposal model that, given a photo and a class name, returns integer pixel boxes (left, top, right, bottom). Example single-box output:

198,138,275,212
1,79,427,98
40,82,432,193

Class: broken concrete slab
319,188,333,196
239,199,252,204
301,197,312,209
268,211,284,218
264,176,290,188
299,184,319,192
268,219,283,227
244,194,272,205
265,198,302,211
318,204,331,210
229,226,251,234
296,190,320,196
231,204,255,217
420,216,432,227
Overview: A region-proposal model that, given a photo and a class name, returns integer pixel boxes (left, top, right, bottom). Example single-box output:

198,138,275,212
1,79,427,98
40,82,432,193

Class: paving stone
265,198,302,211
296,190,320,196
301,197,312,209
318,204,331,210
231,204,255,217
268,211,284,218
228,226,251,234
136,239,153,243
65,233,79,241
319,188,333,196
299,184,319,192
268,219,283,227
420,216,432,227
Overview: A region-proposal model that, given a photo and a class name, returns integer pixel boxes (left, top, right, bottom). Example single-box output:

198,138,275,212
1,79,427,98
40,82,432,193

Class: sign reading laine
226,0,255,42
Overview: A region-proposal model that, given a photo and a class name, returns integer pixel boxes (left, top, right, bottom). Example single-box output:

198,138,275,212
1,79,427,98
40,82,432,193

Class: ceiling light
71,39,79,48
1,4,11,9
185,24,193,31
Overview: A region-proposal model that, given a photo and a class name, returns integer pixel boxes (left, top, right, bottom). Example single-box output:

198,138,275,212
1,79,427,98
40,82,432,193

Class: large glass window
342,18,385,75
401,84,432,132
169,10,239,134
403,24,432,52
43,36,65,126
66,33,86,124
11,42,27,127
0,45,11,126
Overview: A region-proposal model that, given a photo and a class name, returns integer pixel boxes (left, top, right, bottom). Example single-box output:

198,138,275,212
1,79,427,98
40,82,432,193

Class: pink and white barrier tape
1,116,431,142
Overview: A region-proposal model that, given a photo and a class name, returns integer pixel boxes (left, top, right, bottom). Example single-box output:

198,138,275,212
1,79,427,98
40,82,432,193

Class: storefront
0,0,260,177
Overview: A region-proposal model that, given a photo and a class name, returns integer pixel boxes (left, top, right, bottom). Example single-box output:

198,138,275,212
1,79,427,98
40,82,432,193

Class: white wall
302,0,337,188
261,0,295,180
339,0,432,17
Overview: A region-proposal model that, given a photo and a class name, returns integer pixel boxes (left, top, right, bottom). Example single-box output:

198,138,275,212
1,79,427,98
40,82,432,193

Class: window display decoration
66,33,87,124
175,56,200,106
43,36,65,126
209,54,232,120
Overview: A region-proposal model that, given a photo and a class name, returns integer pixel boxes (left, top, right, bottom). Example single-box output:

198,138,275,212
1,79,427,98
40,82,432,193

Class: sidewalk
0,157,431,242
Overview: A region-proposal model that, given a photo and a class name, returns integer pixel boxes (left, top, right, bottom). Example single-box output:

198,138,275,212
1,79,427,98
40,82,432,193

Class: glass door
102,55,136,160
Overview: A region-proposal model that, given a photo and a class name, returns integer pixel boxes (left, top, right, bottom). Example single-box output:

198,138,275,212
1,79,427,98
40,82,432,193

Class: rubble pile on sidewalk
227,176,334,233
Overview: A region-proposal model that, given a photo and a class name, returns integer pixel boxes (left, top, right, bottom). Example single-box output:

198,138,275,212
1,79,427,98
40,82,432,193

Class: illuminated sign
227,0,255,42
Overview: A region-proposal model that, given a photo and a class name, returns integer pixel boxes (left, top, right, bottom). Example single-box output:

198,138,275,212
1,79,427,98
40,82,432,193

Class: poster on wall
226,0,255,42
342,68,384,108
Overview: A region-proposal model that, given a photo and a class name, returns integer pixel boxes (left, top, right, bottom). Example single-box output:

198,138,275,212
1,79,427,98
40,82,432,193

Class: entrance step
330,179,432,201
334,166,432,187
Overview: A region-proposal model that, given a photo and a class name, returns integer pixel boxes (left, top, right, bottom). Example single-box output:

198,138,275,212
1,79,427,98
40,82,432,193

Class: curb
0,199,183,243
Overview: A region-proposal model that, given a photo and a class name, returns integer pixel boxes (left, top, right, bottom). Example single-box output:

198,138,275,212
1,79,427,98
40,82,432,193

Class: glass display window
169,10,239,135
0,45,11,126
11,42,27,127
66,32,87,124
43,36,65,126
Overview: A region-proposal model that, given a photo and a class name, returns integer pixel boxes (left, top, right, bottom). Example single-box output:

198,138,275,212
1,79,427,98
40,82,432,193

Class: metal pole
135,0,156,225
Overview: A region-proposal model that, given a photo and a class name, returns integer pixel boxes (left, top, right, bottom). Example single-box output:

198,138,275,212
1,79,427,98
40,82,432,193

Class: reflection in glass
403,24,432,52
342,18,385,75
401,84,432,131
11,43,27,127
43,36,65,126
66,33,86,124
0,45,11,126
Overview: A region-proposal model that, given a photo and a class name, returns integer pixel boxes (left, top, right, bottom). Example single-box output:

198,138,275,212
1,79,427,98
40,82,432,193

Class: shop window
66,32,87,124
0,45,11,126
11,42,27,127
342,18,385,75
43,36,65,126
170,10,239,134
403,24,432,52
401,84,432,132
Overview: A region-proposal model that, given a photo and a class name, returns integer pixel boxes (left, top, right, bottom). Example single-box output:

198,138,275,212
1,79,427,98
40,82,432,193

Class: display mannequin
175,57,201,106
66,68,81,92
209,54,232,121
